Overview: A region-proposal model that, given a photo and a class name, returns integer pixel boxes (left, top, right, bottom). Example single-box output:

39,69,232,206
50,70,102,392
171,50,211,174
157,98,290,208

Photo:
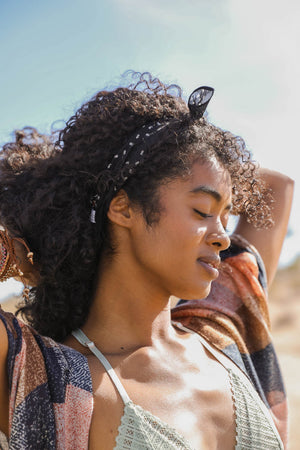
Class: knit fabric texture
114,401,194,449
228,369,283,449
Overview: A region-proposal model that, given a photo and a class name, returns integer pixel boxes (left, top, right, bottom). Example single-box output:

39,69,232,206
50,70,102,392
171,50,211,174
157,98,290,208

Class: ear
107,190,134,228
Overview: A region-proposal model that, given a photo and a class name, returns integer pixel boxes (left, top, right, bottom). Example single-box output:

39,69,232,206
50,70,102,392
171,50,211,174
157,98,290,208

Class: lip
197,255,220,279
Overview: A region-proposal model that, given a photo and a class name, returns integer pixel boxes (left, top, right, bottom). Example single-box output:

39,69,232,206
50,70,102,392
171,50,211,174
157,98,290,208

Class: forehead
158,158,232,207
188,159,232,196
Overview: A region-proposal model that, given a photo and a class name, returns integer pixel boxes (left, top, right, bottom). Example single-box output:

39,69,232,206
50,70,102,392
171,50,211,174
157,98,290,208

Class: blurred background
0,0,299,447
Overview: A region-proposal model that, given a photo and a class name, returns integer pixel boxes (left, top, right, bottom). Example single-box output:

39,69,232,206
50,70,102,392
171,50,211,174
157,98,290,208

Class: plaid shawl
0,235,287,449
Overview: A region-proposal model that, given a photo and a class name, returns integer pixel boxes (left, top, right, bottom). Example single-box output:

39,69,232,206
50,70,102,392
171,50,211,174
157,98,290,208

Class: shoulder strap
172,321,251,374
72,329,131,405
172,321,283,446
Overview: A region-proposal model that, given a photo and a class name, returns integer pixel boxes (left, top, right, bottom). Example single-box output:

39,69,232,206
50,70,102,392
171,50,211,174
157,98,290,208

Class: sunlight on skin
173,410,198,433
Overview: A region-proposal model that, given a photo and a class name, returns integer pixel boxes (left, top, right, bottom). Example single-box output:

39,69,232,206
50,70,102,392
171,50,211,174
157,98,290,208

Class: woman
0,73,294,449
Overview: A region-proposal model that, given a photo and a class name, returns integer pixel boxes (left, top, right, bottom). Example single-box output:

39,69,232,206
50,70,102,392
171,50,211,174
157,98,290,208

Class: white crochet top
72,324,283,449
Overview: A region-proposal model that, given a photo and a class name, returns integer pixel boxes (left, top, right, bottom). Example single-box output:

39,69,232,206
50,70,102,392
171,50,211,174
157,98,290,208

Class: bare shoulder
85,354,126,450
0,312,8,343
0,316,9,436
62,335,126,450
0,317,8,370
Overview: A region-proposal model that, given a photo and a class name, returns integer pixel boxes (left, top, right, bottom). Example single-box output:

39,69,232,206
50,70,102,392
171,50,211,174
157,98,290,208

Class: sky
0,0,299,301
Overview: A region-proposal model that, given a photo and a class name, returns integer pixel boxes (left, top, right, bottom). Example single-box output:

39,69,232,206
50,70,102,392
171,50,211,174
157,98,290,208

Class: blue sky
1,0,299,300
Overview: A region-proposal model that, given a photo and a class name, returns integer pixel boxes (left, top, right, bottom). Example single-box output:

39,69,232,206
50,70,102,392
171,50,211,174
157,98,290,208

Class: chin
175,282,212,302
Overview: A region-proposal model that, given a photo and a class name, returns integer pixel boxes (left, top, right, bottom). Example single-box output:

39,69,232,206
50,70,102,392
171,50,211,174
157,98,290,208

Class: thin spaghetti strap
172,321,248,374
72,329,131,405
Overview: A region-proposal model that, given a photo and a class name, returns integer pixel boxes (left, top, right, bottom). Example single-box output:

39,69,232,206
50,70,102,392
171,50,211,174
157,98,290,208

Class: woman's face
128,158,232,301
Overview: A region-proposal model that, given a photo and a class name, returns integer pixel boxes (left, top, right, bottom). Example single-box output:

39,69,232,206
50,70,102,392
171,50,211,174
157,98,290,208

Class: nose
206,227,230,251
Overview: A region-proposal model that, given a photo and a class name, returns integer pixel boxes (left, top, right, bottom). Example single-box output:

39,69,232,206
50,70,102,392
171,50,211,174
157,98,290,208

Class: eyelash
193,209,212,219
193,208,229,232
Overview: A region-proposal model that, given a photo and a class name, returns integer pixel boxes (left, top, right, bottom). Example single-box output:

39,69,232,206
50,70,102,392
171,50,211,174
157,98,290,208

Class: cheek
194,226,207,247
196,226,206,238
168,217,206,243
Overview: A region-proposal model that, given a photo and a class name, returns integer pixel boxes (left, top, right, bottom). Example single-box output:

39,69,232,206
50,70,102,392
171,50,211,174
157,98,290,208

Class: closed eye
194,208,229,232
193,209,213,219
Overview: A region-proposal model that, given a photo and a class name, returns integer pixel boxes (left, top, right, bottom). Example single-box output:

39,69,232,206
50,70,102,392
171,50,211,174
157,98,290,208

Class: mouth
197,256,220,279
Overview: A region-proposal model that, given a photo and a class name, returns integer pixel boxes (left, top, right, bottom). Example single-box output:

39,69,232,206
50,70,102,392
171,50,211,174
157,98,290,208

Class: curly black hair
0,72,273,341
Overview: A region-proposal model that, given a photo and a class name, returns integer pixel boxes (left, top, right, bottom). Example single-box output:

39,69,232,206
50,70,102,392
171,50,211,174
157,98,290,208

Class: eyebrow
190,185,232,210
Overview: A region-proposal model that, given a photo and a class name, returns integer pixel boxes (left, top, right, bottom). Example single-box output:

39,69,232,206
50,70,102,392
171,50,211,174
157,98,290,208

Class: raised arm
0,319,9,437
234,168,294,287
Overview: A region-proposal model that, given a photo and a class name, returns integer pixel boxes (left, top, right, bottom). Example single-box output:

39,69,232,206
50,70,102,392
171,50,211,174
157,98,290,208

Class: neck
82,258,175,354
